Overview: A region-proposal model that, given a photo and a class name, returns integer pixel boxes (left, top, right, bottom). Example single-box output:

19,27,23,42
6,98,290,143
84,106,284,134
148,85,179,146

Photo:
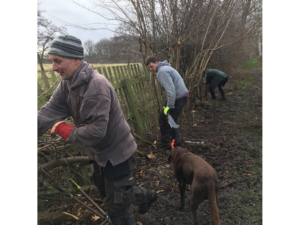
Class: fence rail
38,64,165,138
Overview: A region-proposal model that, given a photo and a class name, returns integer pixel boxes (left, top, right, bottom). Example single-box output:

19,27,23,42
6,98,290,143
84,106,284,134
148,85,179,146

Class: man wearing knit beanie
38,35,157,225
47,35,84,81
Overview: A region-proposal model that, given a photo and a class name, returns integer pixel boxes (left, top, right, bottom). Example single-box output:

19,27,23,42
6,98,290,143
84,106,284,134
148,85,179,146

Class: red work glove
50,121,75,140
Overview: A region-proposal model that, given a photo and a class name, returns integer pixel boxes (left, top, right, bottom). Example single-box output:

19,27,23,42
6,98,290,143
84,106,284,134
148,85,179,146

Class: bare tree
94,38,111,62
83,40,95,61
72,0,260,70
37,5,67,72
70,0,262,127
109,35,141,65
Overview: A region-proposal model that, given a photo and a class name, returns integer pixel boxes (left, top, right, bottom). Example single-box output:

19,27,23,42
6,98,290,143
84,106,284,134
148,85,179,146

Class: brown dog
168,147,220,225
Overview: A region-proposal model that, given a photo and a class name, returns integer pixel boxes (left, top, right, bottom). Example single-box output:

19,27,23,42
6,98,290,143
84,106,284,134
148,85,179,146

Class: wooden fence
37,64,166,138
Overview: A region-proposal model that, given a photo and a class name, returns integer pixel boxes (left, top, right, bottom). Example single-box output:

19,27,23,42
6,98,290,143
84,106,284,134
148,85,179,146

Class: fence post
151,72,161,115
123,79,145,139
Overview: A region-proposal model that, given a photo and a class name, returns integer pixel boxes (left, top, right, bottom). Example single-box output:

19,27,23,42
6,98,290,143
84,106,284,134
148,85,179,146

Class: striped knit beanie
48,35,84,59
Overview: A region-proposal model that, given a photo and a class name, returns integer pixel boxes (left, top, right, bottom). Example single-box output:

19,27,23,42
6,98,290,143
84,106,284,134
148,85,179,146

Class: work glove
50,121,75,140
164,106,170,115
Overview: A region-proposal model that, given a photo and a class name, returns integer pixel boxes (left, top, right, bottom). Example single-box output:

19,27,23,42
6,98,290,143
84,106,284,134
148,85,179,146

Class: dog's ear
167,153,172,163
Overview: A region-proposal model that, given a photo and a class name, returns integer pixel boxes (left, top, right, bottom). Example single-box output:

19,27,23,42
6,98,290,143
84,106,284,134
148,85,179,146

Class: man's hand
51,121,75,140
163,106,170,115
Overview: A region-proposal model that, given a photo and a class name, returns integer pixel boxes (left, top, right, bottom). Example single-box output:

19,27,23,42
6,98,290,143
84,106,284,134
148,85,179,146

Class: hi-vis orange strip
171,139,175,149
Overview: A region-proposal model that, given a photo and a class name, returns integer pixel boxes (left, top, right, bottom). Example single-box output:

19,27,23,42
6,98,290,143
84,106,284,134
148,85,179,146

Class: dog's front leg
178,182,186,210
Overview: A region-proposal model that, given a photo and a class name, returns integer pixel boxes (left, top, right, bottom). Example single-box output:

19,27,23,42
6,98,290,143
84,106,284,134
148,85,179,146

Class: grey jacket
38,61,137,167
156,61,188,108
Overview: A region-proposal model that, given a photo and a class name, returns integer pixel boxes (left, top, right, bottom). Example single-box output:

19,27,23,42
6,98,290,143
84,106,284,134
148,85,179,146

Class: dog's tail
207,181,220,225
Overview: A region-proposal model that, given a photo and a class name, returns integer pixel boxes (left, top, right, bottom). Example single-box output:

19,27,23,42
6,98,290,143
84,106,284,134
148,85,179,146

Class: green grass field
37,63,139,78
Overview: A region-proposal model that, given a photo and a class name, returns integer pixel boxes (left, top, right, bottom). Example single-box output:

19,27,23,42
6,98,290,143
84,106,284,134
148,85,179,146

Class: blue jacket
156,60,188,108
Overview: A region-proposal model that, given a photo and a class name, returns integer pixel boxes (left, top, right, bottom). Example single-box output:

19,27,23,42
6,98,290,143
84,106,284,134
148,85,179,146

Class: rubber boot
109,215,130,225
158,135,171,150
162,143,171,151
138,190,157,214
109,209,136,225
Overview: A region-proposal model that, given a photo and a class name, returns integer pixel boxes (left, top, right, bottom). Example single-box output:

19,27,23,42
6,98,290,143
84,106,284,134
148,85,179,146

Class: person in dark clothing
145,56,189,150
205,69,228,100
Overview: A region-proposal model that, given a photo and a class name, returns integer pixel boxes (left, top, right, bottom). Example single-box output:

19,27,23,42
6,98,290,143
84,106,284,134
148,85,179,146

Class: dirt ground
131,69,262,225
38,68,262,225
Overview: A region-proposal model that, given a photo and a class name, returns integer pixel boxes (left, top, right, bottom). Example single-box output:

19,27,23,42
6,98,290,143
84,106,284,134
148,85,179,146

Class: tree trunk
241,0,252,35
151,73,161,114
151,0,156,55
258,34,262,57
176,39,181,73
41,71,50,90
139,37,146,63
38,49,51,90
38,52,45,72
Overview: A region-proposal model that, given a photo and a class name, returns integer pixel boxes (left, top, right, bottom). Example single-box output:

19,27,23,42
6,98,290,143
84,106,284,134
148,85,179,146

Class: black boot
158,135,171,150
109,210,136,225
138,190,157,214
109,215,131,225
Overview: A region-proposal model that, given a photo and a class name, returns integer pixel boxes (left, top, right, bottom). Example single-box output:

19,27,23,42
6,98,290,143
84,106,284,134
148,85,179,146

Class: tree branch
38,156,90,173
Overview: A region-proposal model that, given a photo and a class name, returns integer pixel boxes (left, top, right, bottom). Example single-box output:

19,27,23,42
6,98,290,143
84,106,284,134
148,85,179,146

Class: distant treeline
42,35,143,65
81,36,143,64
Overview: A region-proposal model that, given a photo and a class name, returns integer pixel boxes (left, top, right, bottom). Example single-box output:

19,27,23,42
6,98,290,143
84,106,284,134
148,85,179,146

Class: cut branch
38,185,96,197
38,156,90,173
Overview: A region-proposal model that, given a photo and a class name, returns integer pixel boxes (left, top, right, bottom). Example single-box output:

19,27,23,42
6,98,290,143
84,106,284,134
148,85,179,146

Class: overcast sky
39,0,116,45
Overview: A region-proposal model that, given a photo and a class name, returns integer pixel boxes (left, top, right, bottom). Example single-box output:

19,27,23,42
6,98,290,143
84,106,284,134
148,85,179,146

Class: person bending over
205,69,228,100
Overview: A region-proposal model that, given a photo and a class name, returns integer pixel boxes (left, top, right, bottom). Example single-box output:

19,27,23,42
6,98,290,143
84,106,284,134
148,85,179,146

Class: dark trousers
92,153,153,225
209,77,228,99
159,96,188,147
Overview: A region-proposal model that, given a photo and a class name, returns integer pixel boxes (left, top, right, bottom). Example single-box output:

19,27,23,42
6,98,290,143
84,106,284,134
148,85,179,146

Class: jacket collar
68,61,93,91
156,60,171,72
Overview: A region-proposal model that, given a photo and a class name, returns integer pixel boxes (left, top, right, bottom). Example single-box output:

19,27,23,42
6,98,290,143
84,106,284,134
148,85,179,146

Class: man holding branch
38,35,157,225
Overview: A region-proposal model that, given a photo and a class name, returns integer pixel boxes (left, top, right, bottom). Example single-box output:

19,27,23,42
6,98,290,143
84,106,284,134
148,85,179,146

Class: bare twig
132,131,157,148
38,137,63,151
38,156,90,173
38,76,61,99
